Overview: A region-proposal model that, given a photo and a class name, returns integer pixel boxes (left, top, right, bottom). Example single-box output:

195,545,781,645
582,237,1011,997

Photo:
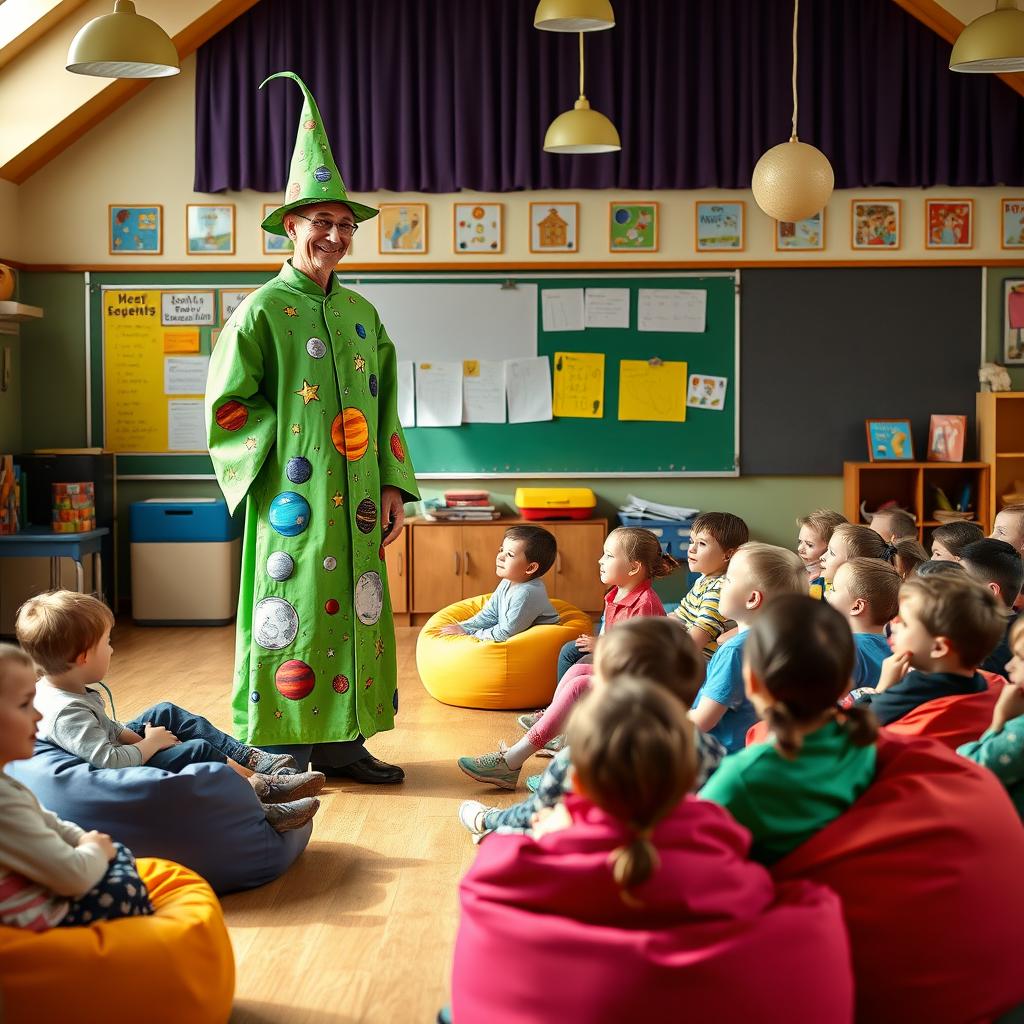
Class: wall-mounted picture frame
529,202,579,253
851,199,901,250
925,199,973,250
695,201,744,251
1003,279,1024,364
866,419,914,462
1001,197,1024,250
774,210,825,251
261,203,294,256
609,202,658,252
186,203,235,255
453,202,503,254
109,204,162,255
379,203,428,254
927,414,966,463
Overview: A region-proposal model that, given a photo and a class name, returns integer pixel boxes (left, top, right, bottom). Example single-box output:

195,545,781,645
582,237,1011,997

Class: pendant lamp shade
66,0,179,78
544,33,620,154
534,0,615,32
950,0,1024,72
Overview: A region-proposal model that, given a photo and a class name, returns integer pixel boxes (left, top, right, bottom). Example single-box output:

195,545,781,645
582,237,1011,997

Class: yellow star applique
244,436,257,451
291,423,301,435
327,647,335,658
295,379,320,405
274,709,283,720
332,491,344,508
353,354,366,372
374,636,385,659
284,306,299,318
225,467,238,481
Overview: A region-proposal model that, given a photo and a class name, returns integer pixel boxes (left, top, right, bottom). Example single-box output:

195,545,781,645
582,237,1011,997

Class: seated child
689,543,807,753
958,614,1024,820
17,591,322,834
960,538,1022,676
930,521,984,562
892,539,929,580
796,508,847,599
701,595,879,865
439,525,559,642
0,644,153,930
457,616,726,834
990,503,1024,555
868,507,917,544
673,512,749,661
854,574,1004,726
820,523,918,587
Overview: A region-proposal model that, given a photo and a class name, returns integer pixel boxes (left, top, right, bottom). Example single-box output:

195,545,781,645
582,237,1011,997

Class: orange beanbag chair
772,732,1024,1024
0,858,234,1024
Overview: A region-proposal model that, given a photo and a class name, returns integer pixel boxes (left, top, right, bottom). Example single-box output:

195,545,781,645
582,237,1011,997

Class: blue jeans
125,701,248,772
557,640,588,682
266,739,366,772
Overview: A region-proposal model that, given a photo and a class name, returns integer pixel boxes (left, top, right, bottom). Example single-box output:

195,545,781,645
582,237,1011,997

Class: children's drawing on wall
925,199,973,250
186,204,235,255
454,203,503,253
851,200,900,250
529,203,579,252
379,203,428,254
109,204,162,255
1004,280,1024,364
1002,199,1024,250
609,203,658,251
775,211,824,251
695,202,744,251
686,373,728,411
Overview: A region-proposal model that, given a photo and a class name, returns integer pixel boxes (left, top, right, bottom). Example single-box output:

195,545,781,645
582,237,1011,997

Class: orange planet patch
331,408,369,461
215,400,248,432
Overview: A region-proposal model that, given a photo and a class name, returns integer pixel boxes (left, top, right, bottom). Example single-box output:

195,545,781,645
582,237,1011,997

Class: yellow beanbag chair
0,858,234,1024
417,594,593,709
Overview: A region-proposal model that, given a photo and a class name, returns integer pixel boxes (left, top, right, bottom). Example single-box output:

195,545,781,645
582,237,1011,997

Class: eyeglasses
292,213,358,237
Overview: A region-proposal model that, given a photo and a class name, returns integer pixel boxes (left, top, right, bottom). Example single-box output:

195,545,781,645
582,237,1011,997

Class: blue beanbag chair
6,741,312,894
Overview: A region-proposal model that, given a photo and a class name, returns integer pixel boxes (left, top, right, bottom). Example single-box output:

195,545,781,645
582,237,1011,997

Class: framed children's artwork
774,210,825,251
865,419,914,462
186,204,235,255
925,199,973,250
261,203,294,256
109,204,162,255
1001,198,1024,250
1003,279,1024,364
529,202,579,253
695,201,744,251
609,202,658,252
851,200,901,250
453,203,503,254
379,203,428,254
927,414,966,462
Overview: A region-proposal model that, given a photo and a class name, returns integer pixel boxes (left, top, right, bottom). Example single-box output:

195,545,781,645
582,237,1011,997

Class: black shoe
312,753,405,784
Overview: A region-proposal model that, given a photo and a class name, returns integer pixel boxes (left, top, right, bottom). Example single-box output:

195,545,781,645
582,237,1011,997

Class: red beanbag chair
453,794,853,1024
772,731,1024,1024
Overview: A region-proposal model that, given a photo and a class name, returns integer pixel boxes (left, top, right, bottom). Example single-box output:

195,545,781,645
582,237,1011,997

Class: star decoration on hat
244,436,257,451
291,423,301,435
331,491,344,508
353,355,366,372
284,306,299,318
327,647,335,658
225,467,238,481
374,636,385,659
295,379,320,405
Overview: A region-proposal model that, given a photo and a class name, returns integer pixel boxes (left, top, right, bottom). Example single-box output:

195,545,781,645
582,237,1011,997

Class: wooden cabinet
977,391,1024,530
383,529,408,615
461,524,510,596
546,522,608,611
410,524,463,613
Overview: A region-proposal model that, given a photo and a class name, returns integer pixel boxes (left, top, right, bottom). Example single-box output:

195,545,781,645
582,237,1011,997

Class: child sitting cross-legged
439,525,559,642
796,509,847,599
17,591,323,834
701,595,880,865
0,644,154,930
457,616,726,835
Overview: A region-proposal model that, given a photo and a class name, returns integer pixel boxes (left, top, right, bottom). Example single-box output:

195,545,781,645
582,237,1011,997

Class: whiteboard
342,281,538,363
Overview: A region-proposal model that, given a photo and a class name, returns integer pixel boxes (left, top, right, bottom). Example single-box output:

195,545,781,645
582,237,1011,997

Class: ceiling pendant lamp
950,0,1024,72
751,0,833,223
544,32,620,154
66,0,179,78
534,0,615,32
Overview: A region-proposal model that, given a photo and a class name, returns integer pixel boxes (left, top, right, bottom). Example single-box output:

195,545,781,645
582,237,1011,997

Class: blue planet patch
355,323,366,339
286,456,312,484
269,491,311,537
369,373,378,398
314,166,332,182
250,691,261,703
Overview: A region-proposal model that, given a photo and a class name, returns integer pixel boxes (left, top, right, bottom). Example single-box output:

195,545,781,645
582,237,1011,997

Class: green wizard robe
205,261,419,746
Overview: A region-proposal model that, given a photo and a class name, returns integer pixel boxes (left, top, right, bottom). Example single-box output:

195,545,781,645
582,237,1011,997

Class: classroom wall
0,178,23,450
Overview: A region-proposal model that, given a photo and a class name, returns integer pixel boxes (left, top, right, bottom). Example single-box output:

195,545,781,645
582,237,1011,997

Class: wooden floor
106,619,530,1024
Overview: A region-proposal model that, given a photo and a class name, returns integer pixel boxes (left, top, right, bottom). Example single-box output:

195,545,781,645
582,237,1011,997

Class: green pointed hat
260,71,377,236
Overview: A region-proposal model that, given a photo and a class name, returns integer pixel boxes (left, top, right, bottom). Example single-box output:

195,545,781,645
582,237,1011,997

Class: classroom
1,0,1024,1021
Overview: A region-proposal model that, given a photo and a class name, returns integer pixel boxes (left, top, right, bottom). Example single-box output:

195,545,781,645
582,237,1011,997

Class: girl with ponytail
701,594,879,865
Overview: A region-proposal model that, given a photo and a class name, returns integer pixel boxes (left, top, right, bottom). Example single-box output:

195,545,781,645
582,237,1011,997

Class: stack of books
423,490,501,522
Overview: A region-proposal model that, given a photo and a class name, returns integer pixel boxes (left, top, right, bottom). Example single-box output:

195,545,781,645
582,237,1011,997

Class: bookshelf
977,392,1024,527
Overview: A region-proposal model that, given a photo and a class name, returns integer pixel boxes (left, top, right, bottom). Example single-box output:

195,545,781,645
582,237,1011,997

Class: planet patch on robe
250,691,260,703
325,598,340,615
323,555,337,571
269,491,310,537
390,432,405,462
314,166,332,182
306,337,327,359
215,400,248,432
266,551,294,581
331,408,369,461
356,497,377,534
369,374,378,398
355,571,384,625
253,597,299,650
332,674,350,695
275,659,315,701
355,323,366,339
286,456,312,484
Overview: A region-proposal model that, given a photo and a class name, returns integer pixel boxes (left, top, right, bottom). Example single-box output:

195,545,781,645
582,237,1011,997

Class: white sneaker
458,799,492,835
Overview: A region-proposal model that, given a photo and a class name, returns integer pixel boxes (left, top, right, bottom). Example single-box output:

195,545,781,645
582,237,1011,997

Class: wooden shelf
978,392,1024,527
921,520,982,527
0,301,42,322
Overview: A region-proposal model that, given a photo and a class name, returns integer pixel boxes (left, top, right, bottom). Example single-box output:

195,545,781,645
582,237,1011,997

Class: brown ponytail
607,527,681,581
763,701,802,759
837,703,879,748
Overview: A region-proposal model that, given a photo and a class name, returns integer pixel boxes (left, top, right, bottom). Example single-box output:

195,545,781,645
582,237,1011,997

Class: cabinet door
461,525,512,599
411,525,463,611
383,530,408,613
548,523,607,612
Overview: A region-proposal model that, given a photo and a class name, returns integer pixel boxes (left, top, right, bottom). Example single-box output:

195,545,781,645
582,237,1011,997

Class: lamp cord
791,0,799,140
579,31,585,99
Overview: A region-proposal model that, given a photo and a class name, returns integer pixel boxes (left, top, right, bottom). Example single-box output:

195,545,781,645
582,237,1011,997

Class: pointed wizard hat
260,71,377,236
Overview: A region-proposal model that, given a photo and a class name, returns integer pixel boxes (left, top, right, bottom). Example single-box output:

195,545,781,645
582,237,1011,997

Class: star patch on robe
312,706,320,716
295,379,320,405
353,355,366,372
291,423,301,435
327,647,335,658
375,703,384,717
374,636,385,659
331,491,344,508
284,306,299,317
225,468,238,481
365,676,374,689
244,437,257,451
274,709,283,720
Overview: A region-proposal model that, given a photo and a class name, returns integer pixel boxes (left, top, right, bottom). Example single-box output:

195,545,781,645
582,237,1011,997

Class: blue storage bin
617,514,693,559
130,499,240,543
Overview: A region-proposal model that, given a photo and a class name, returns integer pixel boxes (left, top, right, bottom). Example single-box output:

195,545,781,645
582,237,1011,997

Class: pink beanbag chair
454,794,853,1024
772,731,1024,1024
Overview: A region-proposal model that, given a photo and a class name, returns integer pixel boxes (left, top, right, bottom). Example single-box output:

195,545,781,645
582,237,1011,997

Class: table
0,527,109,597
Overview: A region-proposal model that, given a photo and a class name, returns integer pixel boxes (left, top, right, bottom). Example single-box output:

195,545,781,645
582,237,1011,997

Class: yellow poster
552,351,605,418
618,359,688,422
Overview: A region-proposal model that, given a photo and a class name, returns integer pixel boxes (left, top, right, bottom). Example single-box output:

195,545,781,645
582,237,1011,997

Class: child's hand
530,802,573,840
876,651,912,692
78,830,116,861
439,623,468,637
574,634,594,652
143,723,179,750
992,680,1024,734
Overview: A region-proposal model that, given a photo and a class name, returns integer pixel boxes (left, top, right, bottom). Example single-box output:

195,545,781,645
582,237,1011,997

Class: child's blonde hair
607,527,681,580
870,507,917,541
832,523,921,576
838,557,901,623
892,539,929,581
15,591,114,676
568,677,696,904
796,509,847,544
0,643,35,690
735,542,807,599
997,503,1024,528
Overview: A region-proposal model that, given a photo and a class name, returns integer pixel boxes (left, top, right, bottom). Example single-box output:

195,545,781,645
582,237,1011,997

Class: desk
0,527,109,597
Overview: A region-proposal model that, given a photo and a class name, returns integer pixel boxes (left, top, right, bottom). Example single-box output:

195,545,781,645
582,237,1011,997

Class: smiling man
205,72,418,784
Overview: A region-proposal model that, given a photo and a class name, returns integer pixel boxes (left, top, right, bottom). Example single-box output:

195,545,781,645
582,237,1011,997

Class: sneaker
263,797,320,833
535,734,565,759
458,799,492,835
249,770,325,803
457,751,520,790
526,774,542,793
245,749,299,776
516,711,544,732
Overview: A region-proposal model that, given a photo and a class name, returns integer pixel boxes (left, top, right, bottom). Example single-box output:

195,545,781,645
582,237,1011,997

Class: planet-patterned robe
205,260,419,746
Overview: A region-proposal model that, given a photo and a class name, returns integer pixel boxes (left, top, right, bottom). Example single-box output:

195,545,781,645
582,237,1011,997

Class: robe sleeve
375,320,420,504
205,310,277,515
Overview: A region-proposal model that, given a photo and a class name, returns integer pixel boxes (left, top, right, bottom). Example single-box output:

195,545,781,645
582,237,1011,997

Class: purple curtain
194,0,1024,194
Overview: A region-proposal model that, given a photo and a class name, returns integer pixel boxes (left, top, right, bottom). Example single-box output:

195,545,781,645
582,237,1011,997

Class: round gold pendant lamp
751,0,833,223
544,32,621,154
950,0,1024,72
66,0,180,78
534,0,615,32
